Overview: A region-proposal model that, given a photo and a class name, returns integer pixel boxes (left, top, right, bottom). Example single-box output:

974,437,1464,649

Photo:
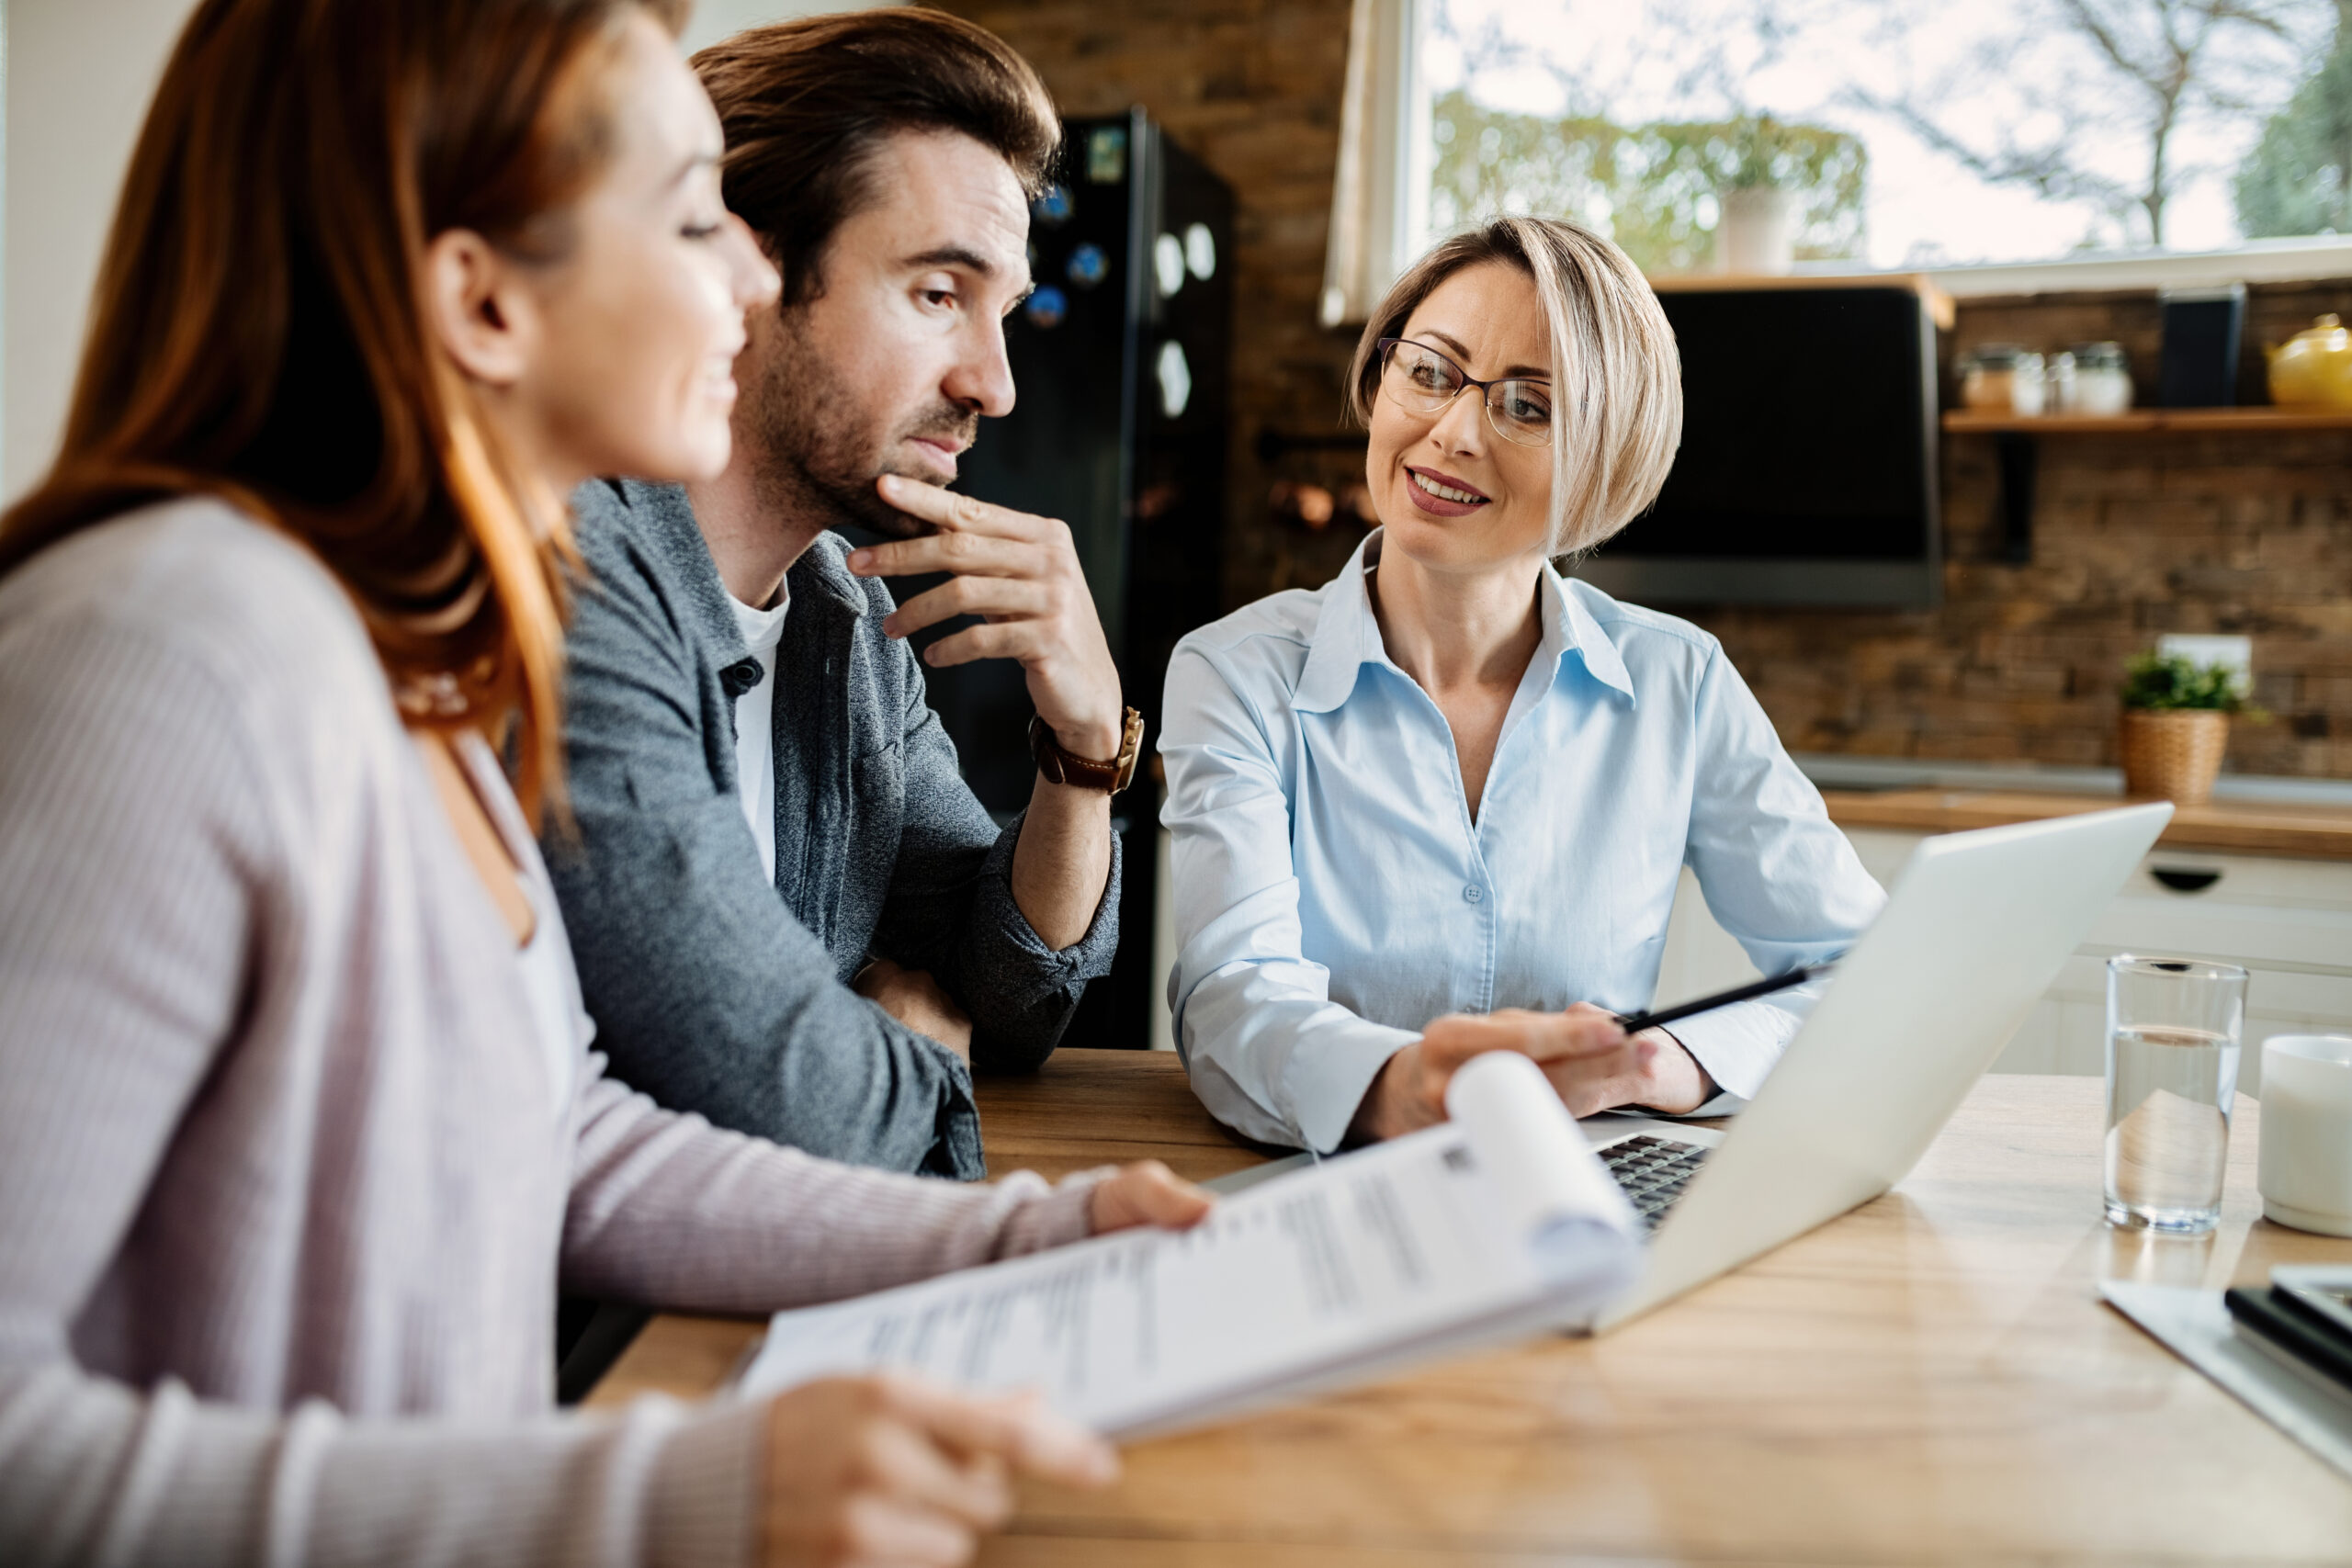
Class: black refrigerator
865,110,1234,1051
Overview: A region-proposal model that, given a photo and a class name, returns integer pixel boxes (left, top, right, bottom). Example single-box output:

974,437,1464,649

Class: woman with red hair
0,3,1202,1562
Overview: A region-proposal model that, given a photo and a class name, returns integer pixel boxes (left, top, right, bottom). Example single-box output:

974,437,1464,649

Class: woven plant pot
2119,709,2229,806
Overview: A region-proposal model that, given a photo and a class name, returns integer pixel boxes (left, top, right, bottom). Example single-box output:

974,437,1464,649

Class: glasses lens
1384,342,1461,412
1487,379,1555,446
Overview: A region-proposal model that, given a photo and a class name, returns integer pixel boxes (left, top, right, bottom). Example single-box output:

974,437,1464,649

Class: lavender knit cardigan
0,501,1101,1568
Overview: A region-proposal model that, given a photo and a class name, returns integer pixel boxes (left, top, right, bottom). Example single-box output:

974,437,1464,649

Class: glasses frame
1374,336,1555,448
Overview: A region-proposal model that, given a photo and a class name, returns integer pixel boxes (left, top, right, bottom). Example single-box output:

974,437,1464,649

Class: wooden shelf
1943,407,2352,434
1940,405,2352,562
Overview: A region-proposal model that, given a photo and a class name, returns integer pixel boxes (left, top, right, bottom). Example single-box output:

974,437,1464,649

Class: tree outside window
1427,0,2341,270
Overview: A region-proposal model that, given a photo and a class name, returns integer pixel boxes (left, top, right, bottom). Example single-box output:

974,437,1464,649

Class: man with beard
548,10,1134,1179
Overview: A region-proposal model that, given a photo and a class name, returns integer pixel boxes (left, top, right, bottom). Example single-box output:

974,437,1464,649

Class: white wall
680,0,854,55
0,0,859,502
4,0,192,501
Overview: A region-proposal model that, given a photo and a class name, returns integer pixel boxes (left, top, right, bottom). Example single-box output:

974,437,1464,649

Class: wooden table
591,1050,2352,1564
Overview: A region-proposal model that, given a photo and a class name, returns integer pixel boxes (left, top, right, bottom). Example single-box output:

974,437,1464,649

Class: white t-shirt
728,590,790,884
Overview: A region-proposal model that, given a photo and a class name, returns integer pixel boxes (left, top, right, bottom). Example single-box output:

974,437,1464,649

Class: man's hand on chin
844,472,1125,762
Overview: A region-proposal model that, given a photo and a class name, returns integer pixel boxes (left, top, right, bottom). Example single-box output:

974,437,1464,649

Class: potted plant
2117,652,2263,806
1716,114,1796,275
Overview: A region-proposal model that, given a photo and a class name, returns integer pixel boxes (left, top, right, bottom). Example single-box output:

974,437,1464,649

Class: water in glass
2103,956,2246,1235
2105,1025,2241,1229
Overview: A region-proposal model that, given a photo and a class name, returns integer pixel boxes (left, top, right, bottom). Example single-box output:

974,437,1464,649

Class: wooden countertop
1943,408,2352,434
1821,785,2352,860
592,1051,2352,1565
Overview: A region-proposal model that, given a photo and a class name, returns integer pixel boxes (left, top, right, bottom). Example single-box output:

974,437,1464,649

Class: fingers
883,574,1054,639
868,472,1065,542
1501,1007,1629,1065
879,472,1055,539
918,621,1039,669
1088,1160,1215,1235
1418,1009,1623,1071
880,1376,1120,1489
1406,1009,1636,1127
1549,1003,1634,1057
765,1376,1100,1568
1620,1028,1713,1115
851,526,1045,584
835,1492,975,1567
1541,1035,1656,1118
855,1416,1014,1533
1537,1034,1647,1089
837,481,1121,755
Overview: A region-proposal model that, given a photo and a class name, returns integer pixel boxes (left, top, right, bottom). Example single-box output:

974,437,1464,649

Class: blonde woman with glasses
1161,217,1886,1154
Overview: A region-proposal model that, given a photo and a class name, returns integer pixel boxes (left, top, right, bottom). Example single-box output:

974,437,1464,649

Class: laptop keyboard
1600,1134,1711,1232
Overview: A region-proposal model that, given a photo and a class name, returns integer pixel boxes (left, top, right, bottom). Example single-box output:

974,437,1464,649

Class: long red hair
0,0,688,821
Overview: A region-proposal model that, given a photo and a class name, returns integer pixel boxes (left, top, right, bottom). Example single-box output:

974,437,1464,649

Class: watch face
1113,707,1146,791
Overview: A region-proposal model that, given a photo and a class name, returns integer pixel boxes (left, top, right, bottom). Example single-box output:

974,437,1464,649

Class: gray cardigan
548,480,1120,1180
0,500,1102,1568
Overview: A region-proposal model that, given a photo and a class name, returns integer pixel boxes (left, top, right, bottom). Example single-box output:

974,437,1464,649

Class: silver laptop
1576,801,2171,1331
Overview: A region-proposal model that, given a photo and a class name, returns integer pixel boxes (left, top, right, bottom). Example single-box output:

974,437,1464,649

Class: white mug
2258,1034,2352,1237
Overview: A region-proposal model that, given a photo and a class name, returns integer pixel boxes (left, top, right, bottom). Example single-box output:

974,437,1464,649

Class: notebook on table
2107,1267,2352,1483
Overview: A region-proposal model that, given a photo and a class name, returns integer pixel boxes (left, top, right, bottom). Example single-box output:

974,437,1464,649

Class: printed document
738,1053,1642,1437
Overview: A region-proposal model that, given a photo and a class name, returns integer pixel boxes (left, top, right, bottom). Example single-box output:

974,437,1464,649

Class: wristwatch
1028,706,1146,794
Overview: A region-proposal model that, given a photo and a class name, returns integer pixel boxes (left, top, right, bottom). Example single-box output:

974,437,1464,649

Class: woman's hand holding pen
1347,1004,1715,1141
1548,1024,1715,1118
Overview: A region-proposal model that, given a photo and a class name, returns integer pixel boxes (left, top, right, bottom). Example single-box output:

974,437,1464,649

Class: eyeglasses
1376,337,1555,447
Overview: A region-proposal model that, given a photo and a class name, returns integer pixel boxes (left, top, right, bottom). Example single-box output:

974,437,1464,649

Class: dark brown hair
0,0,690,821
694,9,1059,305
1347,216,1682,556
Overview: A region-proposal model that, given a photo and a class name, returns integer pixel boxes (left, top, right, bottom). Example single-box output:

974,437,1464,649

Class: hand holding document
739,1052,1642,1438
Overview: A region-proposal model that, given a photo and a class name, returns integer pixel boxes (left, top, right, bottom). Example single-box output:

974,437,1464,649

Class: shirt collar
786,532,875,619
1291,534,1390,714
1292,530,1635,715
1550,565,1636,704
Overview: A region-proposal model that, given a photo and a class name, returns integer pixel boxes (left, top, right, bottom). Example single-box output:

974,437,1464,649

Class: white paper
739,1052,1640,1437
1447,1050,1639,1277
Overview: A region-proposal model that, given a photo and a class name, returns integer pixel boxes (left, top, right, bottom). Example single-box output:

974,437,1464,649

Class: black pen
1614,964,1834,1035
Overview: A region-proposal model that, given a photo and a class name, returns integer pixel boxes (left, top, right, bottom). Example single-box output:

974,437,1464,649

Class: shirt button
1463,885,1484,904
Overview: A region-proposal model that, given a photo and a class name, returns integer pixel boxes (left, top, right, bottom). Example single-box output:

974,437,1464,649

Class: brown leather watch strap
1028,707,1145,794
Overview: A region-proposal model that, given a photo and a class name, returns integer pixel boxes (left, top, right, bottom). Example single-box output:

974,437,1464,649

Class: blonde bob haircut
1346,216,1683,558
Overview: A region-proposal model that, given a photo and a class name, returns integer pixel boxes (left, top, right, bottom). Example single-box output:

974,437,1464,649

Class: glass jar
2056,341,2132,415
1959,344,2045,415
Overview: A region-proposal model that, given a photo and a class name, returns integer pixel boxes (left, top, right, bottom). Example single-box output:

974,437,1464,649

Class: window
1424,0,2346,272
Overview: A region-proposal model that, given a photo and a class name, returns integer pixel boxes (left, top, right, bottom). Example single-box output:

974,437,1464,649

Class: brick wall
1704,281,2352,779
934,2,2352,780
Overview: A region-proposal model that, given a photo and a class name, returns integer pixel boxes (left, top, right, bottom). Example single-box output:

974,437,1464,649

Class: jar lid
2068,341,2128,369
1962,344,2037,370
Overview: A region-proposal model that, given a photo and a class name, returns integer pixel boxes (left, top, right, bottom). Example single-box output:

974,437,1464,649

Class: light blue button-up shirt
1159,533,1886,1153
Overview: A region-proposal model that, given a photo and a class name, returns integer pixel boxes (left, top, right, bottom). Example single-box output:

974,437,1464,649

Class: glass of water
2105,955,2247,1234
